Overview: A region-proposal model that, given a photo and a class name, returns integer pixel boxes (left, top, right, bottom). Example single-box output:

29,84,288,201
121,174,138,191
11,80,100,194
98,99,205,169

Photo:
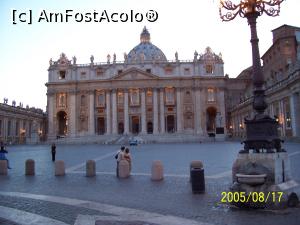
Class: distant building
229,24,300,140
46,27,228,143
46,25,300,143
0,101,46,144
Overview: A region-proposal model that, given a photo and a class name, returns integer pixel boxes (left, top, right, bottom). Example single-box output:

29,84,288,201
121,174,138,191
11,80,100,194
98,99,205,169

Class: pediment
112,68,159,80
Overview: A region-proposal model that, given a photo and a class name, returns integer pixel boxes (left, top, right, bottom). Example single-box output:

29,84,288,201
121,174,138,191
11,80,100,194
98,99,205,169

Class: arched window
118,91,124,104
207,88,215,102
206,65,213,74
146,90,153,104
165,87,175,105
97,91,105,107
130,89,140,106
58,93,66,107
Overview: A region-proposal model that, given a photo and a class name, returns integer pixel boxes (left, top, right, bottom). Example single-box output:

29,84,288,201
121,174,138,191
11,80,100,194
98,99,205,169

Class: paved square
0,142,299,225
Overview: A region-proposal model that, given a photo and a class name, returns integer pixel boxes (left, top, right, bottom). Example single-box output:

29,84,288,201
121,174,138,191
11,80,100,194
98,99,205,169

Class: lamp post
219,0,285,153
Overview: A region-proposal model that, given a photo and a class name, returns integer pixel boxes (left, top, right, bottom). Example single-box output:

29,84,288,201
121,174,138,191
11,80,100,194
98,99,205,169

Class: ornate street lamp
219,0,285,153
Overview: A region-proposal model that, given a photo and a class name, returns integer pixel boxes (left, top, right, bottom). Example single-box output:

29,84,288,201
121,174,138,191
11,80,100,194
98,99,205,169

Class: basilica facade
46,27,228,142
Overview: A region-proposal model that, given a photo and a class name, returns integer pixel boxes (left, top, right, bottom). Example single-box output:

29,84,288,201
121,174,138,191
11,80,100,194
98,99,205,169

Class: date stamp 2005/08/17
221,192,283,203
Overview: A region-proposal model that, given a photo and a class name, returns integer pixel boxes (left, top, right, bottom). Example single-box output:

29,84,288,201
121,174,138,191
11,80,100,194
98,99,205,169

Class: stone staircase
47,133,226,145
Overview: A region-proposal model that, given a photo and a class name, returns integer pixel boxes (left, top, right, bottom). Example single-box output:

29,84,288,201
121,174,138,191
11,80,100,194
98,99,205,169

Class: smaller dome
127,27,167,63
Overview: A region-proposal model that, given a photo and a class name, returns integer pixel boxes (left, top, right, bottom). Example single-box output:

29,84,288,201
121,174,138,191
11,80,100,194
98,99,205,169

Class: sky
0,0,298,111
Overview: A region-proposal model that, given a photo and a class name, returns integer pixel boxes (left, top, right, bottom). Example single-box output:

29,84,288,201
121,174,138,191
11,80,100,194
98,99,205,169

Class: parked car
129,139,138,146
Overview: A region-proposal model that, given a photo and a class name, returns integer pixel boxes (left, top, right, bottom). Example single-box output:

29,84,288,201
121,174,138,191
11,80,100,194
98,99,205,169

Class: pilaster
141,89,147,134
176,88,183,132
106,90,112,135
159,88,165,133
88,91,95,135
153,88,159,134
124,90,129,134
112,90,118,134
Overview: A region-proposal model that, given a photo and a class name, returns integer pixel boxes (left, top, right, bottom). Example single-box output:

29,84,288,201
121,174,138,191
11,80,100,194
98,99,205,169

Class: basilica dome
127,27,167,63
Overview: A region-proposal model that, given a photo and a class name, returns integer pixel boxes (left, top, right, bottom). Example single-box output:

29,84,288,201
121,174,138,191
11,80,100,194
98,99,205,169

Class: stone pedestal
231,152,298,208
0,160,7,175
86,160,96,177
119,160,130,178
232,152,291,185
55,160,65,176
151,160,164,181
25,159,35,176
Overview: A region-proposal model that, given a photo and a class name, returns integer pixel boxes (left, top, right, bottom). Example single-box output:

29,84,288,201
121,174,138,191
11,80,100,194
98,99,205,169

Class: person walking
124,147,132,172
115,146,125,177
51,143,56,162
0,142,11,169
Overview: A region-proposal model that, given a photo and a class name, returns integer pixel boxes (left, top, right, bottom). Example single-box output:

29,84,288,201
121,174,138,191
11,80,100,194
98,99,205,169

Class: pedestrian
124,147,132,172
115,146,125,177
51,143,56,162
0,141,11,169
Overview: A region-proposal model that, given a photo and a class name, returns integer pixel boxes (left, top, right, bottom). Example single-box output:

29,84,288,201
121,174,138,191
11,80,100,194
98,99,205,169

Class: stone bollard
86,160,96,177
151,160,164,181
55,160,65,176
0,160,8,175
25,159,35,176
118,160,130,178
190,160,203,182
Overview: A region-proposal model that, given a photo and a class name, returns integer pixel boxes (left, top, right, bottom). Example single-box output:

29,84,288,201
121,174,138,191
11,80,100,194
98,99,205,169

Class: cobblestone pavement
0,142,299,225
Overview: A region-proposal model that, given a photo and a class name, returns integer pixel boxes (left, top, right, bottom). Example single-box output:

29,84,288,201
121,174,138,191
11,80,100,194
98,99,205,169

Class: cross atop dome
140,26,150,43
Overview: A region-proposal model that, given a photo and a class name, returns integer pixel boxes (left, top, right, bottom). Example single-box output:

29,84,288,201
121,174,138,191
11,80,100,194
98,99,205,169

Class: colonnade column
279,100,285,137
124,90,129,134
290,93,300,137
112,90,118,134
88,91,95,135
159,88,165,133
176,88,182,132
153,88,159,134
105,90,112,135
141,89,147,134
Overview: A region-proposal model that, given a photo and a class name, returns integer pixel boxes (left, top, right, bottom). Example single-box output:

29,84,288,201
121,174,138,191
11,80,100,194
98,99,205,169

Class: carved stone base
241,114,284,153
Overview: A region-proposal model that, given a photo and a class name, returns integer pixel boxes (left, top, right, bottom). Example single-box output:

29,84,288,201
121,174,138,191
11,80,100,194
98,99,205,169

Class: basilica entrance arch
57,111,67,136
147,122,153,134
206,107,217,134
166,115,175,133
97,117,105,135
131,116,140,134
118,122,124,134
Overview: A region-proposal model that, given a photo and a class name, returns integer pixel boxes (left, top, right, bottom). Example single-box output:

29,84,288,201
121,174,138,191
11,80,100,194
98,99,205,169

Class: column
194,87,203,134
279,100,286,136
159,88,165,133
12,119,16,142
3,119,7,142
218,88,226,135
88,91,95,135
69,92,76,137
47,94,55,139
105,90,112,135
199,88,205,133
176,88,183,132
112,90,118,134
290,93,300,137
124,90,129,134
269,102,274,117
141,89,147,134
153,88,159,134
